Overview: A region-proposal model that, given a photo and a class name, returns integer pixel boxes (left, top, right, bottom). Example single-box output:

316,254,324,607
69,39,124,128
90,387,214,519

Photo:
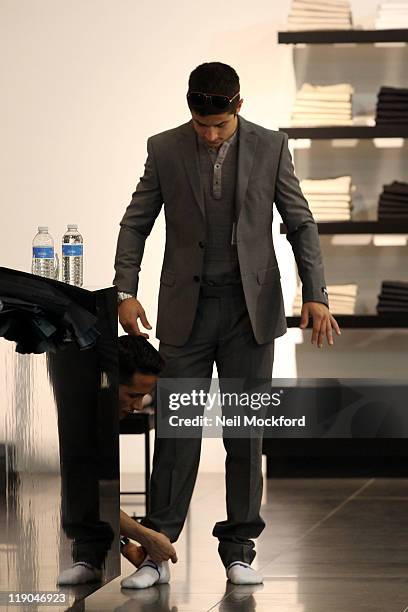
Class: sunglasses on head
187,91,240,110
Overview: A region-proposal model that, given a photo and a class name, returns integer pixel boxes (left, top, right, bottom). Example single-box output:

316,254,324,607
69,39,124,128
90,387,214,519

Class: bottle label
33,247,54,259
62,244,83,257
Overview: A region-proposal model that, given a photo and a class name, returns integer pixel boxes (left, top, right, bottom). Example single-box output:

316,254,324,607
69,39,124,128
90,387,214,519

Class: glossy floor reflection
84,473,408,612
0,473,119,611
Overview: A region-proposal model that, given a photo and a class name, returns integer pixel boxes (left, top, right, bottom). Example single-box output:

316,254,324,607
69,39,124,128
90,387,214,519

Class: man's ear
236,99,243,114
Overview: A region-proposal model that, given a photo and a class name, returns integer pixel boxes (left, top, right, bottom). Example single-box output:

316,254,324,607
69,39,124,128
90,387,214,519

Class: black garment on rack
0,267,99,353
375,88,408,124
376,280,408,314
376,112,408,119
378,86,408,97
375,103,408,111
376,182,408,219
376,118,408,124
383,182,408,196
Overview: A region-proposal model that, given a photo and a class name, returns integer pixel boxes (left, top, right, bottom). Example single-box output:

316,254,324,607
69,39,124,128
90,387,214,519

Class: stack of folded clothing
376,281,408,314
286,0,352,30
375,2,408,29
291,83,354,126
293,283,358,315
300,176,353,221
375,86,408,125
377,181,408,220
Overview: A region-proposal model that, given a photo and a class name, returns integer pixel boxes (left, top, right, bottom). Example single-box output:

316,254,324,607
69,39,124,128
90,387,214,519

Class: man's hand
139,528,178,564
118,297,152,338
299,302,341,348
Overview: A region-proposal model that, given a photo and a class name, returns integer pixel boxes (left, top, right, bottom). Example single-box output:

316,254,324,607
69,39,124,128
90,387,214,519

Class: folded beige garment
310,201,352,206
307,198,352,204
292,1,351,12
301,83,354,93
288,16,351,23
310,206,351,212
293,104,351,110
293,103,351,112
313,215,352,221
296,93,352,102
290,9,350,17
309,204,352,209
287,23,352,29
293,0,350,8
292,114,352,121
375,20,408,27
291,119,354,125
306,192,351,199
301,176,352,192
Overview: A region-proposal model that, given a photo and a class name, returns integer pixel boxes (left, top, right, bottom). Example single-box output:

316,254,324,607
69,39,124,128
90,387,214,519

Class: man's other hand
118,298,152,338
299,302,341,348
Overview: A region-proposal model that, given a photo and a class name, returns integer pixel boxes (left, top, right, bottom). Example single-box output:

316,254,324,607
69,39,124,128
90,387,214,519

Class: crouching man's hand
139,528,178,564
118,298,152,338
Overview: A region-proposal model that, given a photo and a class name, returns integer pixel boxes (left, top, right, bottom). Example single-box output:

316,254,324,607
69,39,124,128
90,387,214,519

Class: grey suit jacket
114,115,329,346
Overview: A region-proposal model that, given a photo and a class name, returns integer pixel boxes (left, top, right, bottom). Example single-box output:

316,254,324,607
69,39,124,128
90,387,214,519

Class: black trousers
141,288,274,567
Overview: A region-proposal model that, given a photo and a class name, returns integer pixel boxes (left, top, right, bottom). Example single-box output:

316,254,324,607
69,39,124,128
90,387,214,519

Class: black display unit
263,30,408,478
278,29,408,45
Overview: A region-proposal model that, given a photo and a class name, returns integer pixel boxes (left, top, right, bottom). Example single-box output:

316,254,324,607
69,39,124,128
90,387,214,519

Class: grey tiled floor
85,473,408,611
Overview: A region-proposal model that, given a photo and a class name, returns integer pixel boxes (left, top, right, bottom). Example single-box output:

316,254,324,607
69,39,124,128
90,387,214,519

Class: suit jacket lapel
178,121,205,219
236,116,258,221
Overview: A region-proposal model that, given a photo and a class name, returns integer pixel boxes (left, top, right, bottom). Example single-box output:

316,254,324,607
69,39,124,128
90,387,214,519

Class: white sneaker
226,561,263,585
121,556,170,589
57,562,102,585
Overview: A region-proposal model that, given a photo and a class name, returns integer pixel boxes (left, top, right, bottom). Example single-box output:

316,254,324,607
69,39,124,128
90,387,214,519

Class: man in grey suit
114,62,340,589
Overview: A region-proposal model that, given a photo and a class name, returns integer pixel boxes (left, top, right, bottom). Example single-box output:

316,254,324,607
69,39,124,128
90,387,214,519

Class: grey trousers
141,288,274,567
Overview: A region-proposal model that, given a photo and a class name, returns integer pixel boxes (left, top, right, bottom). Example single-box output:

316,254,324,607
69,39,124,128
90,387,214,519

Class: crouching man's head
118,335,164,419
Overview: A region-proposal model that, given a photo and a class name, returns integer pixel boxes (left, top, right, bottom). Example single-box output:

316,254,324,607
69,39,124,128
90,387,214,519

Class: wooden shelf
278,125,408,139
287,314,408,328
280,221,408,234
278,29,408,45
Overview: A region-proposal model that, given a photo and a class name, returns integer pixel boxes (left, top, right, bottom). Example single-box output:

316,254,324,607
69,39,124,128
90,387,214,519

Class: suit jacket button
193,275,200,283
198,241,205,249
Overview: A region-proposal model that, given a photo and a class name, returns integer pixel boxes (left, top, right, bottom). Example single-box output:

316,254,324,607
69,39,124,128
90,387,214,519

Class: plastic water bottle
32,226,56,278
62,224,83,286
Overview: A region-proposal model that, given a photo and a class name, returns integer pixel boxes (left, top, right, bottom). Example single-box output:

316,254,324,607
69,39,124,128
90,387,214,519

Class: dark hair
118,335,164,384
187,62,240,116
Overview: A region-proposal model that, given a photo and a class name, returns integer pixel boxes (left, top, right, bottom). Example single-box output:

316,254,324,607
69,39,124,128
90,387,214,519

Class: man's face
118,372,157,419
191,101,242,149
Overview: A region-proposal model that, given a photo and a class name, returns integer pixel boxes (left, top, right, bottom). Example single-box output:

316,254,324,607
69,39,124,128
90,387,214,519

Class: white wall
1,0,385,472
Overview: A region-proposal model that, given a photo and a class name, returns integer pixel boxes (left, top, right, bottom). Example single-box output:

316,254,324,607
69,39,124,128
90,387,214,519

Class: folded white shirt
292,114,352,120
298,83,354,95
311,211,352,217
293,102,351,111
288,16,351,23
310,206,352,212
301,176,352,192
313,215,352,221
378,7,408,12
301,83,354,93
288,23,352,29
375,20,408,27
377,2,408,9
306,195,352,202
291,118,354,125
292,1,351,13
292,0,351,7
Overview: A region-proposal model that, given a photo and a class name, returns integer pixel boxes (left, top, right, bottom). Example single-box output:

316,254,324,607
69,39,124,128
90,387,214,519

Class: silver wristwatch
117,291,136,305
